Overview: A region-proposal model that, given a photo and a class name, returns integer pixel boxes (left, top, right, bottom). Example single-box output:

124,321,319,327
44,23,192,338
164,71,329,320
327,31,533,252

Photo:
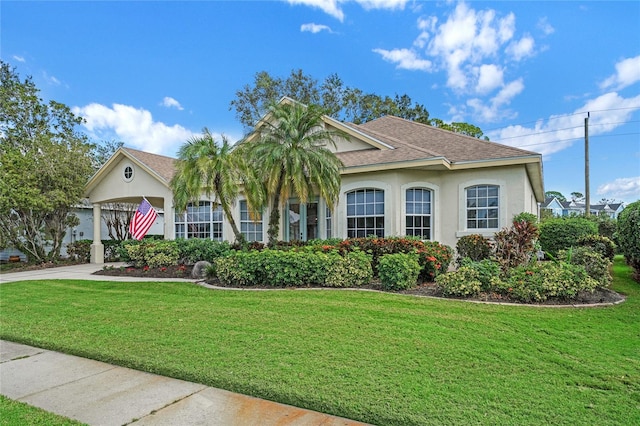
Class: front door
287,200,318,242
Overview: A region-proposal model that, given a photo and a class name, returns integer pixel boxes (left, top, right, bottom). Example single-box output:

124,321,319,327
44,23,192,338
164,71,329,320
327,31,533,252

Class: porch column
164,197,175,240
90,203,104,263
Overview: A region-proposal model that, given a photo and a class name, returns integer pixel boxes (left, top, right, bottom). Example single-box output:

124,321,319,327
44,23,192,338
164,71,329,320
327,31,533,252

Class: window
325,206,332,239
346,189,384,238
406,188,432,239
466,185,499,229
123,165,134,182
174,201,223,240
240,200,263,242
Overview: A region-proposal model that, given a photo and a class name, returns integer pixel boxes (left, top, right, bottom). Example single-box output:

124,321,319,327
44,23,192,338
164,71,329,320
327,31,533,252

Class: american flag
129,198,158,240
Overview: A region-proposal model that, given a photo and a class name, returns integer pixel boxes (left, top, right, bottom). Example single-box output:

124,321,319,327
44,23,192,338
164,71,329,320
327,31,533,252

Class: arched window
406,188,432,239
346,189,384,238
466,185,499,229
174,201,223,240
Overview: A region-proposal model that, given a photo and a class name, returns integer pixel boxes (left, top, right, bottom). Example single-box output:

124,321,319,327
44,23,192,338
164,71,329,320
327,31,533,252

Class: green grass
0,395,86,426
1,257,638,425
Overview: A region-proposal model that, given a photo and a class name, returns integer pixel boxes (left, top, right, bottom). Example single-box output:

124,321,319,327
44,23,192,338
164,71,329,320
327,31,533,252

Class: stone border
194,281,627,308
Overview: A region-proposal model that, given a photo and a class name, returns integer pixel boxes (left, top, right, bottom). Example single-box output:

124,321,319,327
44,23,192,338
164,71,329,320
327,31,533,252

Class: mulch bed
87,264,627,306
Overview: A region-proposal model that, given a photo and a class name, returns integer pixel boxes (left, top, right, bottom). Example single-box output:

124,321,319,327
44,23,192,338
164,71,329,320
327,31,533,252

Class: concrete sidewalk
1,341,368,426
0,262,196,284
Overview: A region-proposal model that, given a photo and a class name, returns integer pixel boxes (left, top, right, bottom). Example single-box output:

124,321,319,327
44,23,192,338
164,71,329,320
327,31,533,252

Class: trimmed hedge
175,238,232,264
539,217,598,257
378,253,421,290
617,200,640,279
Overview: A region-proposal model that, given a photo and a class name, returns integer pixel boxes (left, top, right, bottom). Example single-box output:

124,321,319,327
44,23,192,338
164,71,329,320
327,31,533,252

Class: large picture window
240,200,263,242
174,201,223,240
406,188,432,239
346,189,384,238
466,185,499,229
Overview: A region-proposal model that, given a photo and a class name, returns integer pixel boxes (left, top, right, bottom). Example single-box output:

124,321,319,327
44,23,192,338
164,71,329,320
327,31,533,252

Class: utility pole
585,112,590,217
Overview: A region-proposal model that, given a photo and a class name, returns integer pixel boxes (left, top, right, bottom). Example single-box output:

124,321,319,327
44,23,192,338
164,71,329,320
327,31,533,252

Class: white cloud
287,0,344,21
372,48,433,71
600,55,640,91
72,103,195,155
301,23,332,33
537,17,555,36
597,177,640,202
475,64,504,94
286,0,407,21
161,96,184,110
12,55,25,63
488,92,640,156
467,78,524,122
42,71,61,86
506,35,535,61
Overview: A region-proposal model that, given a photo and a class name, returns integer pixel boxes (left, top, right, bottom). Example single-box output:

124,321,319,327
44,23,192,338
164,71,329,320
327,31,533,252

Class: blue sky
3,0,639,204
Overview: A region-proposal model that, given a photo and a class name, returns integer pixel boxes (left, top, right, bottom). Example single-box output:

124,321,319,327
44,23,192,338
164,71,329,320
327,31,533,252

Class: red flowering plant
142,265,149,272
417,241,453,281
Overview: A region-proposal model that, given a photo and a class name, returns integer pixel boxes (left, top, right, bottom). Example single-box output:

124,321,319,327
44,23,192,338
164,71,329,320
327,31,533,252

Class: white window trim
122,162,134,183
456,179,506,238
400,182,440,241
341,180,390,239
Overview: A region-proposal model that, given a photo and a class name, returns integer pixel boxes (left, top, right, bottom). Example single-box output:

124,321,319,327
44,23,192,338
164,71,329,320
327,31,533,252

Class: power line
508,131,640,149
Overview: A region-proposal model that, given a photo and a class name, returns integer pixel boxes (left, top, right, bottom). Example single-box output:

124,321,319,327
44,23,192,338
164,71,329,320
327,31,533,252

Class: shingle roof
123,148,177,182
335,115,540,168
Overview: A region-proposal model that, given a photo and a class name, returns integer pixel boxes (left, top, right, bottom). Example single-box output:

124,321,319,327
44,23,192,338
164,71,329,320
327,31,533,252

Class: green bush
576,234,616,261
513,212,538,225
416,241,454,281
435,267,482,297
456,234,493,264
500,262,598,302
66,240,92,262
175,238,232,264
559,247,612,288
325,250,373,288
378,253,421,290
124,240,179,268
103,240,123,262
539,217,598,257
617,200,640,279
212,249,372,288
459,258,502,292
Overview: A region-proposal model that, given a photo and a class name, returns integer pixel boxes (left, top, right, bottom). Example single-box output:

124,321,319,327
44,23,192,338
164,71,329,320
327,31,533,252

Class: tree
241,102,344,246
170,128,253,244
571,192,585,202
230,69,487,139
0,62,94,262
545,191,566,202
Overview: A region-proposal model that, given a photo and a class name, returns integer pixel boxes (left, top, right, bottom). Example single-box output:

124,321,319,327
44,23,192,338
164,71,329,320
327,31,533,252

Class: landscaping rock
192,261,211,279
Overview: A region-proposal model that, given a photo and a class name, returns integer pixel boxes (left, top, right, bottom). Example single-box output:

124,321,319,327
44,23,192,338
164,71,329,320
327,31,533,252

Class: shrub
325,250,373,288
66,239,92,262
500,262,598,302
175,238,232,264
513,212,538,225
617,200,640,280
559,247,612,288
213,252,263,286
103,240,123,262
539,217,598,257
459,258,502,292
576,234,616,261
124,240,179,268
416,241,453,281
456,234,493,264
435,267,482,297
494,220,539,272
378,253,421,290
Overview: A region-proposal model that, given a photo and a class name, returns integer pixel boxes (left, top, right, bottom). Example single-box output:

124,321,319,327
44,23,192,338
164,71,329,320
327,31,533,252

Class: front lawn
0,395,86,426
0,257,638,425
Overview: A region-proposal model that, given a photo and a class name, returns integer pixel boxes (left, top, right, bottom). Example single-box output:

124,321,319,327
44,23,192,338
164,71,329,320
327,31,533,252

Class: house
84,110,544,263
541,197,624,218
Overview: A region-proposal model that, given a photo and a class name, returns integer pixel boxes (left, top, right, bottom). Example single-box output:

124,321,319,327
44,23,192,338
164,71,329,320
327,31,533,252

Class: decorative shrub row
316,237,453,281
125,240,180,268
436,257,599,303
212,249,372,288
378,253,421,290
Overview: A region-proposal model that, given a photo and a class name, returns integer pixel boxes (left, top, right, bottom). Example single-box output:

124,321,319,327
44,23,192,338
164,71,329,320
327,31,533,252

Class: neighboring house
541,197,624,218
85,106,544,263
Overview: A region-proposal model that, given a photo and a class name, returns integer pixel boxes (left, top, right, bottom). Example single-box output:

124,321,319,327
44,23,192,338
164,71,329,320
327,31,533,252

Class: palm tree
242,101,344,246
171,128,249,243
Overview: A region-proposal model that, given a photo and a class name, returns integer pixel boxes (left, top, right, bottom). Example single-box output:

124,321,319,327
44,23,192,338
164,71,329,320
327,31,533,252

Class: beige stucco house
85,112,544,263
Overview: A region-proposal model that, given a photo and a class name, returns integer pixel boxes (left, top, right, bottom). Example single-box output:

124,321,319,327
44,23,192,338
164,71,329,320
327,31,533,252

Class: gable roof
85,147,176,196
